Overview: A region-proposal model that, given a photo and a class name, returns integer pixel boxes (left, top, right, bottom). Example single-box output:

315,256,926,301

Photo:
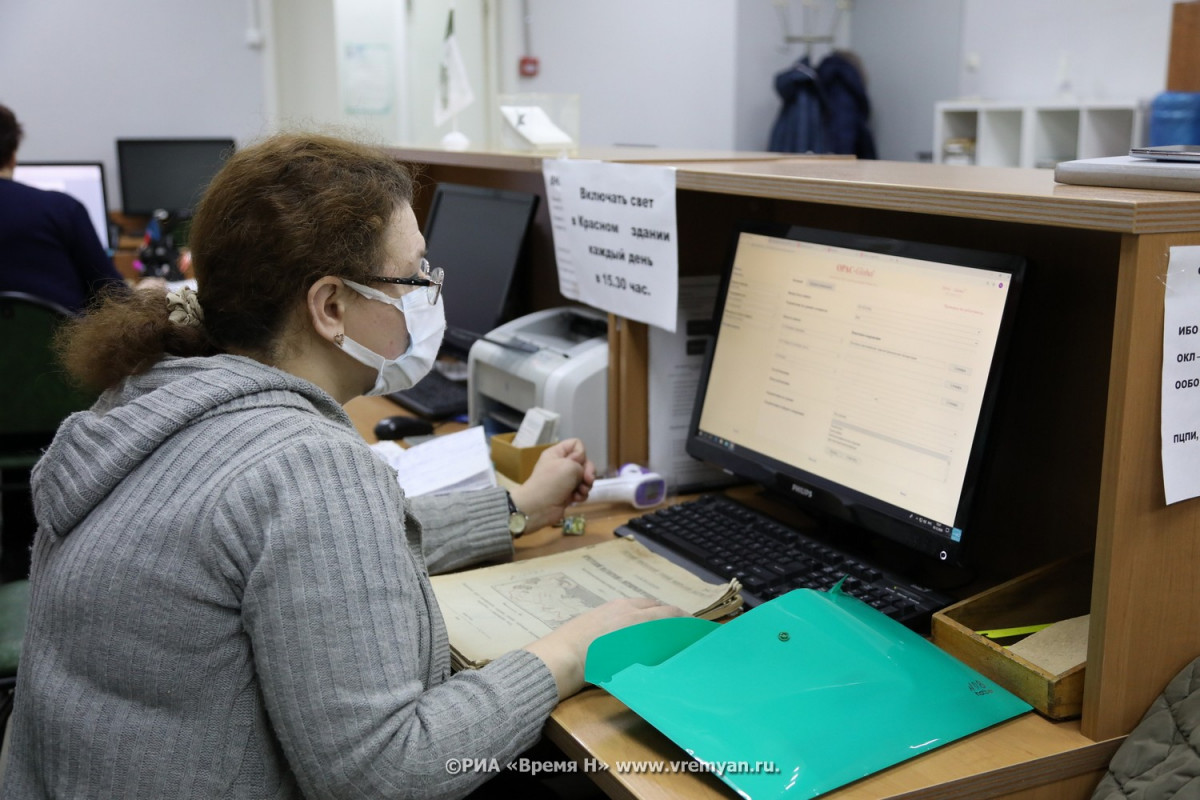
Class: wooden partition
383,146,1200,796
1168,1,1200,92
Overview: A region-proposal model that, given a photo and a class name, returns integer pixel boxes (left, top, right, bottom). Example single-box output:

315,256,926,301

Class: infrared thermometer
585,464,667,509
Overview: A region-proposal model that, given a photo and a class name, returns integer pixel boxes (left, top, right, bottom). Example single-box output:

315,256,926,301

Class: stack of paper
511,407,560,448
430,537,742,670
369,425,496,497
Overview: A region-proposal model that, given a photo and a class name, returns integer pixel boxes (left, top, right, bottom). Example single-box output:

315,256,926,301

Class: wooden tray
931,552,1093,720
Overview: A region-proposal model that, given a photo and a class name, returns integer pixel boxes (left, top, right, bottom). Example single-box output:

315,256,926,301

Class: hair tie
166,287,204,327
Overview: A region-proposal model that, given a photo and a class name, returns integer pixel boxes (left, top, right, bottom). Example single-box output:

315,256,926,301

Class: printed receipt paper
585,586,1031,799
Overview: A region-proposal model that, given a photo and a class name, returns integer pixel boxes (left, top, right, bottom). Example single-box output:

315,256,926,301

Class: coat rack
774,0,850,60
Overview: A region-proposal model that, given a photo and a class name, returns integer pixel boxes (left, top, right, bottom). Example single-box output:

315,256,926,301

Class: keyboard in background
387,369,468,420
619,494,953,631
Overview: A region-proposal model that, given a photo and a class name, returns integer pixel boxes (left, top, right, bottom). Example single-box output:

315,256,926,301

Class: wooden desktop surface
533,501,1120,800
344,395,1122,800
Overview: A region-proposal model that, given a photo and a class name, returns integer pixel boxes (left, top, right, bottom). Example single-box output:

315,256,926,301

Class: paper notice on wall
542,159,678,332
1162,245,1200,504
342,43,394,114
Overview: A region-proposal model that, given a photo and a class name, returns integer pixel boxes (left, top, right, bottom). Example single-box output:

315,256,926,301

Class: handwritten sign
1162,245,1200,504
542,159,678,332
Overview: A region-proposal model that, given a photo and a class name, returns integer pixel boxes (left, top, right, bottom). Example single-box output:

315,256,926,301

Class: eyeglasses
365,259,443,305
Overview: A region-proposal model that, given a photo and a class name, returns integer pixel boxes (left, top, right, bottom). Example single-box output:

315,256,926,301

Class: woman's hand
523,597,686,700
508,438,596,532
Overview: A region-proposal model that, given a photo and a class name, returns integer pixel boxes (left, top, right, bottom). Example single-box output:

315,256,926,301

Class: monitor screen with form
116,138,235,216
687,222,1024,564
13,161,111,250
423,183,539,359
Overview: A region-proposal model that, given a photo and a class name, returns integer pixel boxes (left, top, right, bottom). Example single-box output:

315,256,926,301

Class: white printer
468,307,609,473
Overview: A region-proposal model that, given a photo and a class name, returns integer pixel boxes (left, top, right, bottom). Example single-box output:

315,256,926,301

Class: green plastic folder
585,584,1031,799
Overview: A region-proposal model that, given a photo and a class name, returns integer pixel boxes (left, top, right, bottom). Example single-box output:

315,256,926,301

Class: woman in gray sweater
2,133,681,799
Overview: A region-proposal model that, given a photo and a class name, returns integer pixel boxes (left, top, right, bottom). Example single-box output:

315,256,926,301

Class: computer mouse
373,415,435,441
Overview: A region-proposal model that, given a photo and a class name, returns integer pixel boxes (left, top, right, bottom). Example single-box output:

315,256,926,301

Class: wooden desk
356,151,1200,797
345,404,1123,799
523,506,1124,800
548,691,1119,800
345,394,468,444
342,395,1123,800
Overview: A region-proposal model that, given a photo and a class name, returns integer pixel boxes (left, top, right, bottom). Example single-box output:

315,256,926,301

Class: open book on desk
430,538,742,670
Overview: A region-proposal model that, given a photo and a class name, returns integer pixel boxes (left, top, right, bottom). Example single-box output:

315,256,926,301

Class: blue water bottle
1149,91,1200,145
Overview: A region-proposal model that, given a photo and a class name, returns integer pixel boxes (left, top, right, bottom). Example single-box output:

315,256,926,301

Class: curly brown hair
57,133,416,391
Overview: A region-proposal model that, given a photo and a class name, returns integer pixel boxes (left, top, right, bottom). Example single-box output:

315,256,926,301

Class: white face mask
339,278,445,396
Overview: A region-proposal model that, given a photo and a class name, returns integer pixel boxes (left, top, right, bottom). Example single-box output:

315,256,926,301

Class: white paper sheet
369,426,496,497
342,42,394,114
647,276,734,491
1161,245,1200,504
542,159,679,331
499,106,572,146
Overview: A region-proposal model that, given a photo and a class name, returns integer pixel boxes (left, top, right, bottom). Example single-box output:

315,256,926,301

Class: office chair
0,291,94,580
0,577,29,757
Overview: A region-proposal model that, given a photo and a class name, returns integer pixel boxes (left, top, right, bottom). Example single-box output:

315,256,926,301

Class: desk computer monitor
686,222,1025,564
13,161,112,250
424,183,540,358
116,138,235,216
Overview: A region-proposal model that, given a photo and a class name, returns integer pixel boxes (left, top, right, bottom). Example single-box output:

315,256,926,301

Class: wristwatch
506,491,529,537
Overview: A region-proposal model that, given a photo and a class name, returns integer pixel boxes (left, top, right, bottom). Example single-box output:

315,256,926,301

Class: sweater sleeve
221,438,559,800
408,488,514,574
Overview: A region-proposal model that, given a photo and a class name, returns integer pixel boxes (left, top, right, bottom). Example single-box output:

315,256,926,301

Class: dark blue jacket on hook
818,51,876,159
768,57,827,154
768,51,876,158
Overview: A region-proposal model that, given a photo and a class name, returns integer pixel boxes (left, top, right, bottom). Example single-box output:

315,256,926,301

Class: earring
334,333,345,347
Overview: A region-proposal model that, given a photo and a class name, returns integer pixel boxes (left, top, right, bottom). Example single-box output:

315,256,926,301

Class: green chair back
0,292,95,461
0,580,29,677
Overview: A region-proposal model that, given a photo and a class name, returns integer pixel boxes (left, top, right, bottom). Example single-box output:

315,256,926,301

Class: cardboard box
490,432,553,483
931,552,1093,720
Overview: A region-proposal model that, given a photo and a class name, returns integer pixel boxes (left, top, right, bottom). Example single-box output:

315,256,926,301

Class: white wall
850,0,1174,162
271,0,341,131
492,0,854,152
1,0,269,207
0,0,1183,208
272,0,417,145
495,0,742,150
851,0,963,162
492,0,1175,156
958,0,1172,103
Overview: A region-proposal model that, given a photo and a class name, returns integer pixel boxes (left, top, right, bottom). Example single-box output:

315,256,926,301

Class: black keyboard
620,494,953,631
387,369,468,420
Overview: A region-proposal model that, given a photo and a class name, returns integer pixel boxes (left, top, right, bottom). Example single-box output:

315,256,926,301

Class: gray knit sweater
2,355,559,799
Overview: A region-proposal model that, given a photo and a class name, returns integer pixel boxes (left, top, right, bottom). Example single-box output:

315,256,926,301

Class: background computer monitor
423,182,540,359
13,161,111,250
116,138,235,216
686,221,1025,564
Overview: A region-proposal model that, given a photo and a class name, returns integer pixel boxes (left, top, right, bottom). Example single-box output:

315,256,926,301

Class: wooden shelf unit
934,100,1145,168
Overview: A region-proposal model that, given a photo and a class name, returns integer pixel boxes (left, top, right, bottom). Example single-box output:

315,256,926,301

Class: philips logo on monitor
791,484,814,499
